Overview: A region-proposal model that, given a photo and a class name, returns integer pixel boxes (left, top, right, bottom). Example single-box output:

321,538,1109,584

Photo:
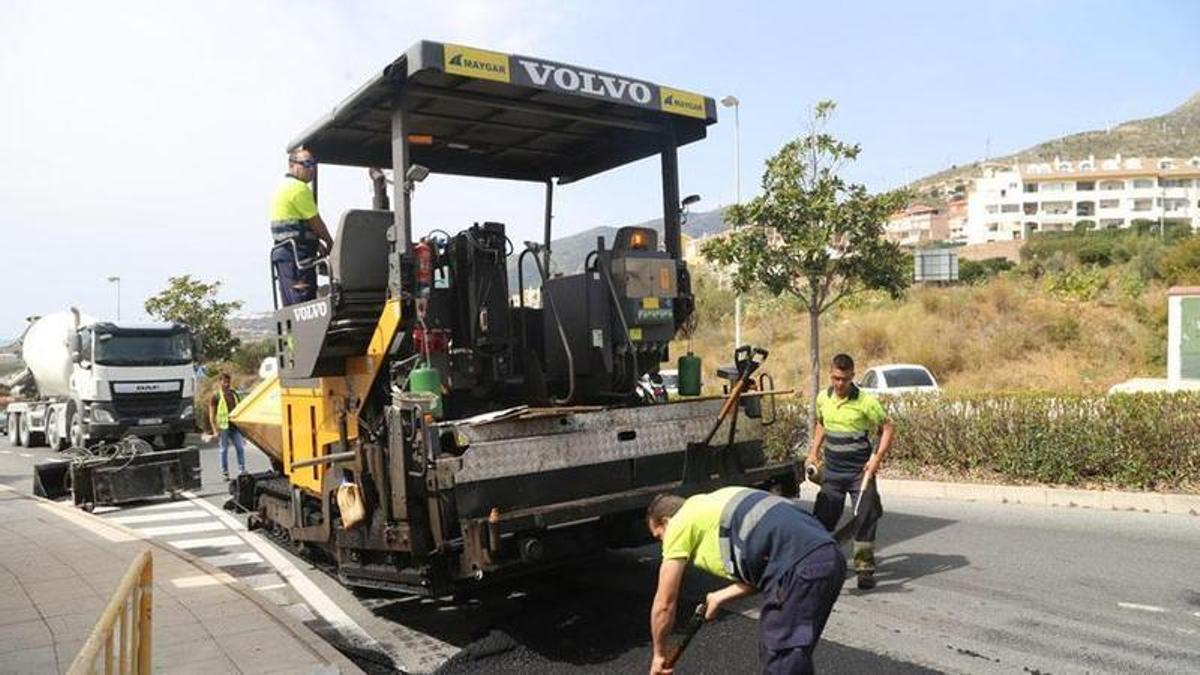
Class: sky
2,0,1198,338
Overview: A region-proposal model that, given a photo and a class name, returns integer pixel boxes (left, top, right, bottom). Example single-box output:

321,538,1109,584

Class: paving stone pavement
0,486,359,675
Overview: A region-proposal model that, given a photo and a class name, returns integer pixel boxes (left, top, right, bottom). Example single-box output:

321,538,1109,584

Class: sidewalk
875,477,1200,516
0,486,361,674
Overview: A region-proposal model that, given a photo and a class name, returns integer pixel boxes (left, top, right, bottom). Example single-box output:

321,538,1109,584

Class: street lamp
720,95,743,347
106,276,121,321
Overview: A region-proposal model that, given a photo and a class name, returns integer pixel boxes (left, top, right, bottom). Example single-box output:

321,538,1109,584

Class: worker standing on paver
270,147,334,305
647,488,845,674
805,353,894,590
209,372,246,482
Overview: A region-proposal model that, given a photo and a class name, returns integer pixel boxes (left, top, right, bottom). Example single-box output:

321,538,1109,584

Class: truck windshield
94,333,193,366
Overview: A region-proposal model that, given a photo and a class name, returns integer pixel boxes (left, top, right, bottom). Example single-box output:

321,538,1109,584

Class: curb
875,477,1200,516
27,489,364,674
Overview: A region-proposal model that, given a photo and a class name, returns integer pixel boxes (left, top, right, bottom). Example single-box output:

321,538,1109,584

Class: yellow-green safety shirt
660,486,744,580
815,385,887,474
269,175,319,262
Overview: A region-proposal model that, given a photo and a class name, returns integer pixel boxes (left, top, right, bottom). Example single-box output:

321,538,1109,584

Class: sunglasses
291,158,318,168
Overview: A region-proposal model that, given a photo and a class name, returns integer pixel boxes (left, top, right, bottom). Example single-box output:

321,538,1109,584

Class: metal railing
68,550,153,675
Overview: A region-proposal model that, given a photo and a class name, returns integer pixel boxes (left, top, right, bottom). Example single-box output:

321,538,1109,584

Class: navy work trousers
274,259,317,306
813,469,883,575
758,543,846,674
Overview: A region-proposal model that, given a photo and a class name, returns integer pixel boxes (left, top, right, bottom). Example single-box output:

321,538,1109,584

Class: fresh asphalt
1,436,1196,674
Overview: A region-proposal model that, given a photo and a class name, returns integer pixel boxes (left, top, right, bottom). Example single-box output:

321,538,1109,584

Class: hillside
676,270,1167,396
910,91,1200,196
674,222,1200,395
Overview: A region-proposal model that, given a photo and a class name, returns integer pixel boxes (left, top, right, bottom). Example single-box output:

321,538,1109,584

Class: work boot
853,541,876,590
222,471,230,482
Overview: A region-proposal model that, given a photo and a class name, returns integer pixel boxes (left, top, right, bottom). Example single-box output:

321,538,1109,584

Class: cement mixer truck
4,309,198,450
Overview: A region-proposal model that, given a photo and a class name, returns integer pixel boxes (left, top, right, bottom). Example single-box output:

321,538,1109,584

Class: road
1,437,1196,674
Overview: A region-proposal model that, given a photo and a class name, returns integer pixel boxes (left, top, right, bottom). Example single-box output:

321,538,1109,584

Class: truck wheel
8,414,22,447
18,416,31,447
160,433,186,450
46,410,68,452
68,410,86,449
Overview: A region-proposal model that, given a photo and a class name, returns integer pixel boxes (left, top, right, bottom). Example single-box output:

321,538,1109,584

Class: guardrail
68,549,153,675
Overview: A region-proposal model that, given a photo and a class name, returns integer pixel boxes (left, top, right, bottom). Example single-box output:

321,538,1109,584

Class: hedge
764,392,1200,492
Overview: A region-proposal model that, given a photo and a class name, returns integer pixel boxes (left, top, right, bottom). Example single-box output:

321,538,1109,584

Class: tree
702,101,910,420
144,275,243,362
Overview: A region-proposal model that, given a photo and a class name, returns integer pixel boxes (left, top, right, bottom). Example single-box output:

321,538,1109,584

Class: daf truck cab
6,312,198,450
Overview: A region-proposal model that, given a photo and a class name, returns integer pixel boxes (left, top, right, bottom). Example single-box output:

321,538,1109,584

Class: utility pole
721,95,742,347
106,276,121,321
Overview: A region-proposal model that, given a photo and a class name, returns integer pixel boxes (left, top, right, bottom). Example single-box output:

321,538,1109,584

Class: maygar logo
660,87,706,119
444,45,511,83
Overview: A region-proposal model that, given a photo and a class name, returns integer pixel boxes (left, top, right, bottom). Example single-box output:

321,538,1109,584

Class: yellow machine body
229,299,403,494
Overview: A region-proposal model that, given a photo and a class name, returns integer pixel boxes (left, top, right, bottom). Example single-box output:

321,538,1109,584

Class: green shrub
1041,266,1108,301
1158,236,1200,286
959,257,1014,284
1043,315,1080,348
1075,239,1115,265
767,392,1200,491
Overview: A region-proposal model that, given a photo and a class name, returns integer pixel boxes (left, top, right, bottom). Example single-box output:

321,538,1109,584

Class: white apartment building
965,155,1200,244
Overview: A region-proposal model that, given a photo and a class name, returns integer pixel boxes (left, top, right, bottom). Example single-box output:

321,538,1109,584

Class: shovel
680,346,768,484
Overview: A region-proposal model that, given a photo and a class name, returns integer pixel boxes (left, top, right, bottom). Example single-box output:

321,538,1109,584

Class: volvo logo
517,59,653,105
292,302,329,322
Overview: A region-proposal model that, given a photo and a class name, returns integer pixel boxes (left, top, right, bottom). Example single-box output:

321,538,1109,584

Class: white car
658,369,680,398
859,364,940,396
258,356,279,380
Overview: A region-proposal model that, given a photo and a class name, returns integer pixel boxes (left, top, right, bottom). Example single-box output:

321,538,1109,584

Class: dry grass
674,271,1162,395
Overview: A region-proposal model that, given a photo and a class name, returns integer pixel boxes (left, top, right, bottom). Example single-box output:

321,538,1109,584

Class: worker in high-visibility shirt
208,373,245,482
270,147,334,305
646,488,845,674
805,353,894,590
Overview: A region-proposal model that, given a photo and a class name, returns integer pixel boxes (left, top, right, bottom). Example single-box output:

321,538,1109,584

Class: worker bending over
806,353,894,590
647,488,845,674
269,147,333,305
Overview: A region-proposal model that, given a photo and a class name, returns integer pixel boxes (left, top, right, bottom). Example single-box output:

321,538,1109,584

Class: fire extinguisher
414,239,433,294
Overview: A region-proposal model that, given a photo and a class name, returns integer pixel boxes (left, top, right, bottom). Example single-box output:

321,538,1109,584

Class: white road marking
91,505,121,514
167,535,244,550
171,573,236,589
129,500,198,512
19,453,31,458
109,510,210,525
1117,602,1167,613
181,491,374,640
202,551,265,568
34,502,140,543
137,521,227,537
0,450,11,455
1193,612,1200,619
